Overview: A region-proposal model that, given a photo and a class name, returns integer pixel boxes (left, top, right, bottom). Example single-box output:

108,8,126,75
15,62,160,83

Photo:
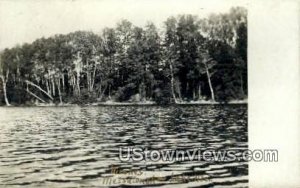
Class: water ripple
0,105,248,187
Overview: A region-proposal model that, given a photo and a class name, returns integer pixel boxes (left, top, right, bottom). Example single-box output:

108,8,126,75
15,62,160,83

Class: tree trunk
46,79,50,95
25,80,53,100
49,79,52,96
62,74,65,92
87,72,90,92
0,74,10,106
169,62,177,103
76,72,80,95
98,82,102,97
57,78,62,104
51,77,55,96
204,62,215,101
198,84,202,100
175,79,182,102
108,85,111,99
139,82,147,101
91,66,96,91
98,84,107,100
26,89,46,103
70,74,75,95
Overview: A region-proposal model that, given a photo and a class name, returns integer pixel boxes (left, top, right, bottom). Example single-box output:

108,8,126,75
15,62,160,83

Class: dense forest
0,7,247,106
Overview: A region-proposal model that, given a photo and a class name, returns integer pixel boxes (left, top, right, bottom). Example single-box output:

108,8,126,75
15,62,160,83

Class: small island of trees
0,7,247,106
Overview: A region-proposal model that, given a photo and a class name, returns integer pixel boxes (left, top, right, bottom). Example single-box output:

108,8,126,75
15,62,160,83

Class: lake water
0,105,247,187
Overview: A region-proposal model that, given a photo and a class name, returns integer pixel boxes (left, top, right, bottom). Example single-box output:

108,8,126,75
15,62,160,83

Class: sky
0,0,248,50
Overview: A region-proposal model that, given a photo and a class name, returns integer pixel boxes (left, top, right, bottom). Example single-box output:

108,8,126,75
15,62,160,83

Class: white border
249,0,300,187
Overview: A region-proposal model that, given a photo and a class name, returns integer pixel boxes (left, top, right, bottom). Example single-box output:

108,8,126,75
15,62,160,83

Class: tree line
0,7,247,105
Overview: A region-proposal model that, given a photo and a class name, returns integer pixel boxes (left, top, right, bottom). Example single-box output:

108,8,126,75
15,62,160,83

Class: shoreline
0,100,247,107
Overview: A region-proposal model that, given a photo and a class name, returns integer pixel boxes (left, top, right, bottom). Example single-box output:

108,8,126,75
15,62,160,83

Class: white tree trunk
1,76,10,106
91,66,97,92
204,62,215,101
26,89,46,103
62,74,65,92
0,70,10,106
76,72,80,95
25,80,53,100
51,77,55,96
57,78,62,104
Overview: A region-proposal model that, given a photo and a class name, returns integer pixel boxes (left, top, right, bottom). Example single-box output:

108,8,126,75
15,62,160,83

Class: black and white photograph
1,0,298,187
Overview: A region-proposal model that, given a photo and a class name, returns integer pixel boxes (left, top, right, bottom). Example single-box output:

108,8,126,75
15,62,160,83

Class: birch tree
0,53,10,106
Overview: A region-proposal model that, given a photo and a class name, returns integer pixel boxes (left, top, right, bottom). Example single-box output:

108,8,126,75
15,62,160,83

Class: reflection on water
0,105,247,187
